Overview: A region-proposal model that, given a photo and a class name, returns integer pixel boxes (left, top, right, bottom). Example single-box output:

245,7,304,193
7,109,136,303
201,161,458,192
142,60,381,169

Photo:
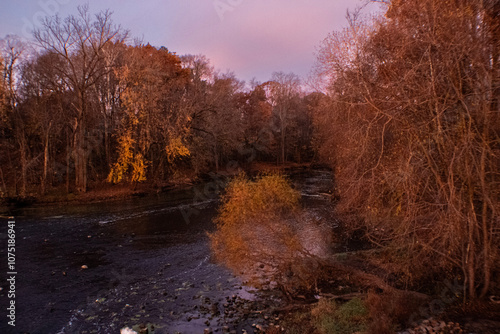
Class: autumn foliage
314,0,500,299
0,7,317,197
107,44,191,184
210,174,332,294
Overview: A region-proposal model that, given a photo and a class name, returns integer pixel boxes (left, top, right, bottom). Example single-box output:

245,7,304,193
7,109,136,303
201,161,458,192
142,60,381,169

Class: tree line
0,5,317,197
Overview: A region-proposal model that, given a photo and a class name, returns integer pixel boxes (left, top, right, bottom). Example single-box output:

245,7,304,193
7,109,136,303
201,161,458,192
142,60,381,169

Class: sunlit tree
315,0,500,299
108,44,190,184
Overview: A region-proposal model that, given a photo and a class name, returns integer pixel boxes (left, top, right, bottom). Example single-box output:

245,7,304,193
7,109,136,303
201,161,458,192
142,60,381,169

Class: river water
0,168,335,334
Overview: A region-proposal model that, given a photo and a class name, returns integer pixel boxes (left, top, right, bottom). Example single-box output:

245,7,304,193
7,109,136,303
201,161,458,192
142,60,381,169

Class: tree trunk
214,142,219,173
280,107,286,165
66,131,70,193
467,220,477,299
19,136,27,197
480,200,491,298
74,128,88,193
0,167,7,196
75,92,87,193
41,122,52,195
281,129,285,165
104,116,110,168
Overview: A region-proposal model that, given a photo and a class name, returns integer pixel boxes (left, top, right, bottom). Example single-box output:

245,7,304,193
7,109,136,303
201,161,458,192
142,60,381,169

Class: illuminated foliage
107,131,148,184
107,44,190,183
165,137,190,163
210,174,332,294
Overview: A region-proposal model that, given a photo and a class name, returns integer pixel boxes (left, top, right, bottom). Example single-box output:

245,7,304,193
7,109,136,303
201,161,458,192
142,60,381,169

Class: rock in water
120,328,138,334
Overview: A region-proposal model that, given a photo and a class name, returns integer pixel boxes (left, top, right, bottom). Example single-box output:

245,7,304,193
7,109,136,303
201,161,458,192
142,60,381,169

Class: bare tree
93,41,126,169
0,36,26,109
20,51,67,195
315,0,500,299
34,5,127,192
265,72,301,164
0,54,9,195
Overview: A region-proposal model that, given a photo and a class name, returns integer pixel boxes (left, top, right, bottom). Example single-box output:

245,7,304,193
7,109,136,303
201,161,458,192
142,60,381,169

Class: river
0,168,335,334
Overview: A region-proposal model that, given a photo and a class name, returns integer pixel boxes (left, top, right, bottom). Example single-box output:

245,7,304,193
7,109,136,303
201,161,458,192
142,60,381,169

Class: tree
181,54,213,83
191,72,244,172
1,35,30,196
265,72,302,164
315,0,500,299
34,5,127,192
0,36,26,110
20,51,67,194
0,54,7,128
108,44,190,184
182,55,245,173
210,174,332,295
298,92,325,162
93,41,127,170
0,54,9,195
240,82,274,162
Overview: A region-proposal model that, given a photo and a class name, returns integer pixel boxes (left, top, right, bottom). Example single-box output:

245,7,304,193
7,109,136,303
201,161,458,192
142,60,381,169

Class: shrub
312,297,369,334
364,290,424,334
209,173,332,295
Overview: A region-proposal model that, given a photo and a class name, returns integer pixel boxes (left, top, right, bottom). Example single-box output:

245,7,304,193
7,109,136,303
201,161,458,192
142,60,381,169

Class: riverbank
0,162,317,214
1,167,499,333
0,167,331,334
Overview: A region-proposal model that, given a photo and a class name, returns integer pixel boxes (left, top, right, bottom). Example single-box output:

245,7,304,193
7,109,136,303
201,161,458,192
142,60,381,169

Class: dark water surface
0,169,334,334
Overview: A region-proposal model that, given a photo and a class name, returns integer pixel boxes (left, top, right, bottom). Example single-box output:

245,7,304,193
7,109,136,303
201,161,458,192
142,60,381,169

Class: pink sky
0,0,382,83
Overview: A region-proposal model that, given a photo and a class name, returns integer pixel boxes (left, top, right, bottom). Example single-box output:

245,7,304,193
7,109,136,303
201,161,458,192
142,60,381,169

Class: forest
1,0,499,332
0,5,317,198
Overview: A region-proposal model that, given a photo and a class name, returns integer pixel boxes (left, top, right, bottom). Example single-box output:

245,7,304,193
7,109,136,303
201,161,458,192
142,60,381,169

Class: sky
0,0,382,83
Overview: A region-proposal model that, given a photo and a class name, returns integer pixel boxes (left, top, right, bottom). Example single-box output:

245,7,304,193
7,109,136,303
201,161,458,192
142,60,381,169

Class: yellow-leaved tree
107,64,149,184
210,173,333,296
107,44,191,184
107,130,147,184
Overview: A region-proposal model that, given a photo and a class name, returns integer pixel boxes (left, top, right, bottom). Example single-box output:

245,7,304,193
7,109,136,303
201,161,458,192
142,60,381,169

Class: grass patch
312,297,368,334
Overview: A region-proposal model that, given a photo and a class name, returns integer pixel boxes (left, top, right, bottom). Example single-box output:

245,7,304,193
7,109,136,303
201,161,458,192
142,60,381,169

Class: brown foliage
315,0,500,299
209,173,333,295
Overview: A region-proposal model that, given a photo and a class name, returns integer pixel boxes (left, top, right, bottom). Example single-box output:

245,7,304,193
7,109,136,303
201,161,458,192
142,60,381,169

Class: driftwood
326,260,431,302
253,255,432,316
317,292,364,300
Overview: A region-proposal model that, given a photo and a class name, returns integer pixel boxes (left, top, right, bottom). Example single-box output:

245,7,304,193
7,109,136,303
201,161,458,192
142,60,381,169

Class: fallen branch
322,259,431,302
317,292,364,300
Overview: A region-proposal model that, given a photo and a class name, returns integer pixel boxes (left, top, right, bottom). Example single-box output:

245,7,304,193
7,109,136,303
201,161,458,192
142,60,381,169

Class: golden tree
108,44,191,184
210,174,332,295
